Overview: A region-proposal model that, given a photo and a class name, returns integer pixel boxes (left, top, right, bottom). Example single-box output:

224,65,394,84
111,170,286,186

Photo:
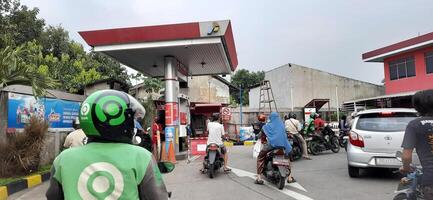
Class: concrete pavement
9,146,400,200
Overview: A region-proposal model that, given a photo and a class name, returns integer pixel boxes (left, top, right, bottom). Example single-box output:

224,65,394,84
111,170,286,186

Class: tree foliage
230,69,265,105
0,0,131,95
0,43,58,97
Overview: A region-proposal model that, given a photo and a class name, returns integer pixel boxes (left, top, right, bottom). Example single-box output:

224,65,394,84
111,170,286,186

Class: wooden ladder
258,80,278,113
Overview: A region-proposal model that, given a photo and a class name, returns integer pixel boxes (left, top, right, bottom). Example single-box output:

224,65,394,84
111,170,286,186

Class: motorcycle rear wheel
331,137,340,153
278,175,286,190
392,193,408,200
309,142,320,155
208,164,215,179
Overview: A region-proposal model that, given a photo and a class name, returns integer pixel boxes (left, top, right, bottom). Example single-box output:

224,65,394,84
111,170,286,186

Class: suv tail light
349,131,364,147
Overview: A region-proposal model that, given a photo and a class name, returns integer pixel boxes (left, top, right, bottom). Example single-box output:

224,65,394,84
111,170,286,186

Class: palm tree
0,46,58,97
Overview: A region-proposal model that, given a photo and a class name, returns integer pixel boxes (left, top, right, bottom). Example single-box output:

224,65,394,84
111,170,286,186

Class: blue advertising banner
7,92,81,130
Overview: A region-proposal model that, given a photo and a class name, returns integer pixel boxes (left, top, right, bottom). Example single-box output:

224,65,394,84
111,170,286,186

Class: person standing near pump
285,113,311,160
63,117,87,148
46,90,169,200
152,116,163,160
400,89,433,199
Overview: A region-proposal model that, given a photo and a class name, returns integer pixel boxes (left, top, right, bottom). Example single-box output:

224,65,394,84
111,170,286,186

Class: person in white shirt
206,113,231,172
63,118,87,148
284,113,310,160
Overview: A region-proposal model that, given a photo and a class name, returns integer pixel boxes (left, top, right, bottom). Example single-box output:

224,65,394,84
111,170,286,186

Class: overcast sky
22,0,433,84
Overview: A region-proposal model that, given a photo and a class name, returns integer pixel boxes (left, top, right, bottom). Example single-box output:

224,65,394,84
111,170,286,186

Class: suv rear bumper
347,143,401,168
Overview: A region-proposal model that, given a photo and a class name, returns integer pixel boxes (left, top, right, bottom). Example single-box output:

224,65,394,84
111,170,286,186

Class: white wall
249,64,385,111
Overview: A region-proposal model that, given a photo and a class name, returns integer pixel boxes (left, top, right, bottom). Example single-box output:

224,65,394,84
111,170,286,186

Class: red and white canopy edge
79,20,238,77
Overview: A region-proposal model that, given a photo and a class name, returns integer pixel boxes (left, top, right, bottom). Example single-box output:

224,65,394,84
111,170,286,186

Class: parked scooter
394,151,424,200
287,132,303,161
306,125,340,155
261,148,291,190
202,143,225,178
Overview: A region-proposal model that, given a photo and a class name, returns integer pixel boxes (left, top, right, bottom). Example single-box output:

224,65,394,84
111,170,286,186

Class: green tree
39,25,70,58
0,0,44,48
0,0,134,94
0,44,58,97
230,69,265,105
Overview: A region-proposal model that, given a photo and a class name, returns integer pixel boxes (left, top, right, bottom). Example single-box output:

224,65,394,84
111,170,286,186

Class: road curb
0,171,51,200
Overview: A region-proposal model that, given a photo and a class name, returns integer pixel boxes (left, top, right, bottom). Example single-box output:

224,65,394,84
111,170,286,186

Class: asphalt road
9,145,400,200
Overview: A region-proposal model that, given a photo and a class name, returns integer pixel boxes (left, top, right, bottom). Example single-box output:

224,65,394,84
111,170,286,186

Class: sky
21,0,433,85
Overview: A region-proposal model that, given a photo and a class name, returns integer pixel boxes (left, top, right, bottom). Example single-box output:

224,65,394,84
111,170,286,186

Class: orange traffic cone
167,141,177,164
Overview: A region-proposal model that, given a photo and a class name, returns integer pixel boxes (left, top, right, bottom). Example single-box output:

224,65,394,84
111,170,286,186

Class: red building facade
363,32,433,94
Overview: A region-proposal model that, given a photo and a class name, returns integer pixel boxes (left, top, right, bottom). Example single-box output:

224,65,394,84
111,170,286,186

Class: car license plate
376,157,401,166
273,156,290,166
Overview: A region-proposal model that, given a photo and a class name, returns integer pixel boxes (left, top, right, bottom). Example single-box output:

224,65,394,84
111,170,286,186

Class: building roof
1,85,85,102
343,90,416,104
362,31,433,62
211,75,238,90
248,63,383,89
79,20,238,77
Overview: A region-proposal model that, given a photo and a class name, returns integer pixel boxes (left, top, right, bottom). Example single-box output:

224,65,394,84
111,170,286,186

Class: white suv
346,108,418,177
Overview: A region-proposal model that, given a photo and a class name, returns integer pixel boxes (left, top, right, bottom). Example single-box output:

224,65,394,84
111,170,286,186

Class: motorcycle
306,125,340,155
261,148,291,190
394,151,424,200
338,130,349,151
287,132,303,161
202,143,225,178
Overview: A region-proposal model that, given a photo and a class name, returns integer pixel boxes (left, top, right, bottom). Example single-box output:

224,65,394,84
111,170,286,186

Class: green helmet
79,90,146,143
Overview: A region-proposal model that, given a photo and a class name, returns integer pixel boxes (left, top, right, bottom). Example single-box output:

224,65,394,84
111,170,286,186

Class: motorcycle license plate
273,156,290,166
376,157,401,166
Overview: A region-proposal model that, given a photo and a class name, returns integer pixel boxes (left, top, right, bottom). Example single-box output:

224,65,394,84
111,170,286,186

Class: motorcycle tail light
274,149,285,155
349,131,364,148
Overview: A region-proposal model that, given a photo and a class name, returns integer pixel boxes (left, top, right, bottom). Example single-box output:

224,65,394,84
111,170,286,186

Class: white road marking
230,167,314,200
287,182,307,192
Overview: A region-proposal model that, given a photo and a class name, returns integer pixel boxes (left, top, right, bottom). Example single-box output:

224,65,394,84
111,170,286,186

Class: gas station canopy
79,20,238,77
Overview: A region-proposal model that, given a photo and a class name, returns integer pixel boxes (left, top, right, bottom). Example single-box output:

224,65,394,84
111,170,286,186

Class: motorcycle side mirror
396,151,402,162
132,135,142,145
158,162,175,174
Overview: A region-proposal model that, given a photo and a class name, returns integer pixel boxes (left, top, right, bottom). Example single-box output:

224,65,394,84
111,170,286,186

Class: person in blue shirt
255,112,292,184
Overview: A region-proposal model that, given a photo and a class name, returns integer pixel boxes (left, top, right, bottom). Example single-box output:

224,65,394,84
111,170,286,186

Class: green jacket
303,117,316,135
46,142,168,200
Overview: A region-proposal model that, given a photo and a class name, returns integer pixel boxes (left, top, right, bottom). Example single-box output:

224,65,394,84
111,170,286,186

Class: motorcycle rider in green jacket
303,112,317,136
46,90,169,200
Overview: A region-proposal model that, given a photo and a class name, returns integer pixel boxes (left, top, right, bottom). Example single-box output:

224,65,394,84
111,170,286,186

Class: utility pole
239,84,243,126
208,79,211,103
336,86,340,122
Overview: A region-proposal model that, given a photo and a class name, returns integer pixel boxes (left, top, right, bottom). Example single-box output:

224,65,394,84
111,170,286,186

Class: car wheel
348,165,360,178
